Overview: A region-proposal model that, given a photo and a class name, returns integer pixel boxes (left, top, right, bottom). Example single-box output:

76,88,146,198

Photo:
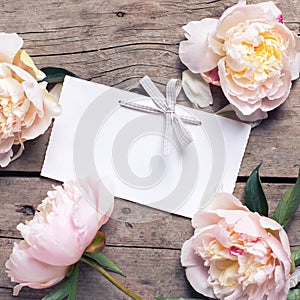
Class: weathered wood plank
0,1,299,299
0,0,299,177
3,75,300,178
1,177,300,249
0,1,298,54
1,238,202,300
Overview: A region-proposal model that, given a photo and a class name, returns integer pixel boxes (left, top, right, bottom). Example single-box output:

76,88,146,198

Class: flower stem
80,256,143,300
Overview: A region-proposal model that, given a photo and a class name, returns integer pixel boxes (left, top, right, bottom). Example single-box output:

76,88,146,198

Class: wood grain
1,177,300,249
0,239,202,300
0,0,300,299
1,178,300,299
0,0,299,177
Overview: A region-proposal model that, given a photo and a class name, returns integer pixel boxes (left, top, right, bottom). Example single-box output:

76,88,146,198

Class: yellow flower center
197,225,276,297
224,21,285,84
0,97,14,134
0,93,28,138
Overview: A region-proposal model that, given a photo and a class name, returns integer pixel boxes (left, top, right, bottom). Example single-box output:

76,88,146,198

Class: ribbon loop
119,76,201,155
166,79,181,110
139,76,167,111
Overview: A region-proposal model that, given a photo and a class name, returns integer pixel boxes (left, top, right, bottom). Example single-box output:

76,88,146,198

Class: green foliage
40,67,80,83
292,249,300,267
287,289,300,300
42,263,79,300
273,169,300,229
83,252,125,276
245,164,268,216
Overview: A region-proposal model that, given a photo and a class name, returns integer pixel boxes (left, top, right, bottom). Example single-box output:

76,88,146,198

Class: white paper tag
41,76,251,218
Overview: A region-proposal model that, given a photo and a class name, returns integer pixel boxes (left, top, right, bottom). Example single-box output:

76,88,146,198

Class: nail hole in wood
15,204,35,216
116,11,125,17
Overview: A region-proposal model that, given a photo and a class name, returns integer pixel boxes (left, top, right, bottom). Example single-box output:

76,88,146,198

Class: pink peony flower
5,241,68,296
179,1,300,121
0,32,61,167
181,193,291,300
6,179,114,295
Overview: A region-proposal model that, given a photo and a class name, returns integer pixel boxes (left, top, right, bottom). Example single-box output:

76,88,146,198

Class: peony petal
3,63,44,114
233,213,269,238
217,4,274,40
5,241,67,295
70,179,114,251
71,199,100,253
275,282,290,300
0,137,14,153
0,33,23,63
21,86,60,140
23,208,91,265
18,209,86,266
218,59,262,115
70,177,114,224
185,265,215,298
182,70,213,108
257,1,283,21
0,77,23,99
246,281,272,299
181,190,291,299
0,63,12,78
213,222,232,247
223,89,262,115
291,35,300,80
266,68,292,100
192,210,221,229
0,149,13,167
179,19,221,73
208,33,225,57
290,267,300,288
201,67,220,86
223,286,244,300
260,87,291,112
48,82,63,100
12,284,25,296
17,180,113,266
203,192,248,212
232,106,268,122
266,235,291,274
291,52,300,80
278,228,292,259
181,239,203,267
13,50,45,81
216,104,264,126
274,265,286,294
215,3,243,38
40,82,61,117
260,216,282,231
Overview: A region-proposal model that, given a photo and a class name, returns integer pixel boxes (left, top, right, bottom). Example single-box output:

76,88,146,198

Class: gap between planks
0,172,298,184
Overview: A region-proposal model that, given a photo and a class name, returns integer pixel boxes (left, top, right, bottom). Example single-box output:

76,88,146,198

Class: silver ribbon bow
119,75,201,155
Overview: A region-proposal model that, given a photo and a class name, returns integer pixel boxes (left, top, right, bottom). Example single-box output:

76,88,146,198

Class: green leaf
85,231,106,253
288,289,300,300
42,263,79,300
83,252,125,276
273,169,300,229
67,264,78,300
40,67,80,83
245,164,268,216
292,250,300,267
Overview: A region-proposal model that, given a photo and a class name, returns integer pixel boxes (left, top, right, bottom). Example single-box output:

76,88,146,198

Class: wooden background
0,0,299,299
